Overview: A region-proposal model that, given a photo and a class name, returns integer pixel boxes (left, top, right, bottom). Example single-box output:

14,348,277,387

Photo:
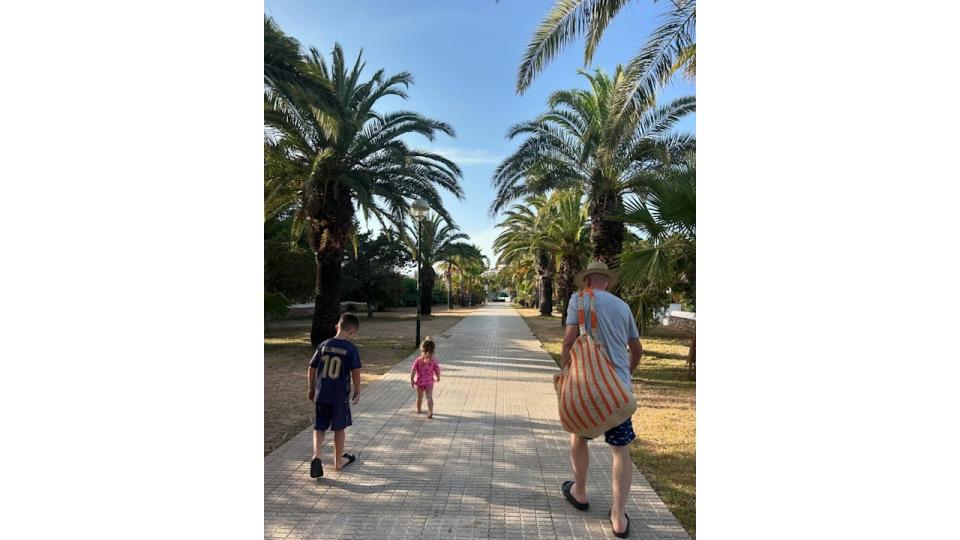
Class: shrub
264,239,314,302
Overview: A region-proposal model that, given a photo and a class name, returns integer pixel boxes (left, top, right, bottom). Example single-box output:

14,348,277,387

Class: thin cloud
430,147,503,165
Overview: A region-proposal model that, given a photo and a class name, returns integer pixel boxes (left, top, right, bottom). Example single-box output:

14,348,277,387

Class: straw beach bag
553,288,637,438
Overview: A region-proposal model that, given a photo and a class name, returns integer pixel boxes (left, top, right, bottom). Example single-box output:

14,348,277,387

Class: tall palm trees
492,67,694,266
498,258,538,307
437,244,487,310
614,157,696,371
545,189,591,324
264,19,464,345
496,1,696,351
457,256,490,306
402,214,483,316
494,195,555,316
443,251,490,307
493,189,591,320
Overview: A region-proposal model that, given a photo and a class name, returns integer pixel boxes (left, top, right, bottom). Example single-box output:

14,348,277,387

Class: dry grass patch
517,306,696,538
264,307,472,455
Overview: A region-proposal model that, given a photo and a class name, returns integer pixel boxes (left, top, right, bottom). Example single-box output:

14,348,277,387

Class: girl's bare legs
416,389,424,413
426,388,434,418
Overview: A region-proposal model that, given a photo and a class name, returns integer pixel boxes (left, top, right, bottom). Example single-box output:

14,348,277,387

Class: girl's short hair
420,337,436,354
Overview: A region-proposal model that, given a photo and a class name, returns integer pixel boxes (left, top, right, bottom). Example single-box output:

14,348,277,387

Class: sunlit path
264,303,690,539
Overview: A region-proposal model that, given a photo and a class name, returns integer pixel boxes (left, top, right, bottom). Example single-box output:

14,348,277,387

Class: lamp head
411,198,430,219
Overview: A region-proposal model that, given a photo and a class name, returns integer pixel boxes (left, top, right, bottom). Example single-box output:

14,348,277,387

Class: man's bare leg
610,445,632,533
569,433,590,504
312,429,324,460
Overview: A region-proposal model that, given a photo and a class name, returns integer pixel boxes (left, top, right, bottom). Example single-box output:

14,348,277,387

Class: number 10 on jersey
317,354,342,379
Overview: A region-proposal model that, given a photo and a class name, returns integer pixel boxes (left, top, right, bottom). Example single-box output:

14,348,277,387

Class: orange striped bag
552,288,637,438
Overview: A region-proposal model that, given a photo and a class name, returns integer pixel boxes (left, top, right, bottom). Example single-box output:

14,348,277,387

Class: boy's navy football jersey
309,338,361,404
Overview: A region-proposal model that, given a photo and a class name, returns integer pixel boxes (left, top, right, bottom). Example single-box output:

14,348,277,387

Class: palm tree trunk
537,250,554,316
687,332,696,380
589,190,625,267
557,255,577,325
310,242,344,346
539,274,553,316
308,190,353,346
446,267,453,310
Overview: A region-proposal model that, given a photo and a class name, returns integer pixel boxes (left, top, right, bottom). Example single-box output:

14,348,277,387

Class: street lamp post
411,198,430,347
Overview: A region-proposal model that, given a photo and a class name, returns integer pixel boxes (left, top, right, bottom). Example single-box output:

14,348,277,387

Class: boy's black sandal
561,481,589,511
608,509,630,538
340,453,356,469
310,458,324,478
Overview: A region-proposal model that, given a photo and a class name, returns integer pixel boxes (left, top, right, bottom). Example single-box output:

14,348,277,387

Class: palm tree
436,258,458,310
493,195,556,316
458,256,489,306
615,158,695,300
402,214,481,316
544,189,592,324
614,158,696,373
492,67,694,266
503,258,538,307
264,16,338,118
264,16,336,224
437,244,486,310
264,28,464,345
514,0,696,121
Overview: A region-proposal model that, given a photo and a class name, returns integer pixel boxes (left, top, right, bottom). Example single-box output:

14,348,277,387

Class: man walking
560,261,642,538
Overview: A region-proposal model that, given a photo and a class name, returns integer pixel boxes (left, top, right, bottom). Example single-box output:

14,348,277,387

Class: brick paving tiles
265,303,690,539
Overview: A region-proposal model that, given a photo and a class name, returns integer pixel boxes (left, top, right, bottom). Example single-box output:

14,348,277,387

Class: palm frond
583,0,635,65
613,1,696,121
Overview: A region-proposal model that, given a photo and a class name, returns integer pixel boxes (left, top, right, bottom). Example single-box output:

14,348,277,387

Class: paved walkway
265,303,690,539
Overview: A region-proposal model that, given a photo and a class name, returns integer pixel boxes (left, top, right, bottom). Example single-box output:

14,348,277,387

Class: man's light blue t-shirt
565,290,640,387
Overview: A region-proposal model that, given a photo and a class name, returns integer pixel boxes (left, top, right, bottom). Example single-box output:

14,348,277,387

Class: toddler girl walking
410,337,441,418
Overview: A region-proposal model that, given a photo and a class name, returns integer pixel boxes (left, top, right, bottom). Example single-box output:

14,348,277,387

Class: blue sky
265,0,696,265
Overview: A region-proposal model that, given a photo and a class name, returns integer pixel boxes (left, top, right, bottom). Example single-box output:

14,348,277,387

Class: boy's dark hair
338,313,360,331
420,337,435,355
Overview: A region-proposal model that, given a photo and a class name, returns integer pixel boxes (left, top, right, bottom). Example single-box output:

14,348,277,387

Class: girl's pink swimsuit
412,356,441,390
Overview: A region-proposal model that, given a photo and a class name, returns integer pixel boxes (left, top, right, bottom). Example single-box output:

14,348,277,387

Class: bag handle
577,288,599,341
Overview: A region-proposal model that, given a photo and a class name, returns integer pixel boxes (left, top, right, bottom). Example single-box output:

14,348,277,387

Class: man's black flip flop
310,458,323,478
609,509,630,538
561,480,589,511
340,453,356,469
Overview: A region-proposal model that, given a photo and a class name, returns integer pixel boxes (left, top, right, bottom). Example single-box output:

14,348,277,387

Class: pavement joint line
264,303,690,539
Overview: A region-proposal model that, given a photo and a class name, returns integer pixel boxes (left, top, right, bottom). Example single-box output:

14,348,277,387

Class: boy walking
307,313,362,478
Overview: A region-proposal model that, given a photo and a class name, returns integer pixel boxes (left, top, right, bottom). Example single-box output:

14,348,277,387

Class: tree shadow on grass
264,341,313,356
645,350,690,361
630,445,696,537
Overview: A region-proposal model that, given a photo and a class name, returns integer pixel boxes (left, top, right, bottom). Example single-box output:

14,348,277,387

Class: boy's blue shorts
314,400,352,432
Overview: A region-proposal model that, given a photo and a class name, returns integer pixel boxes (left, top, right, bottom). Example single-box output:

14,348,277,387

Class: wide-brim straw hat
574,260,619,289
